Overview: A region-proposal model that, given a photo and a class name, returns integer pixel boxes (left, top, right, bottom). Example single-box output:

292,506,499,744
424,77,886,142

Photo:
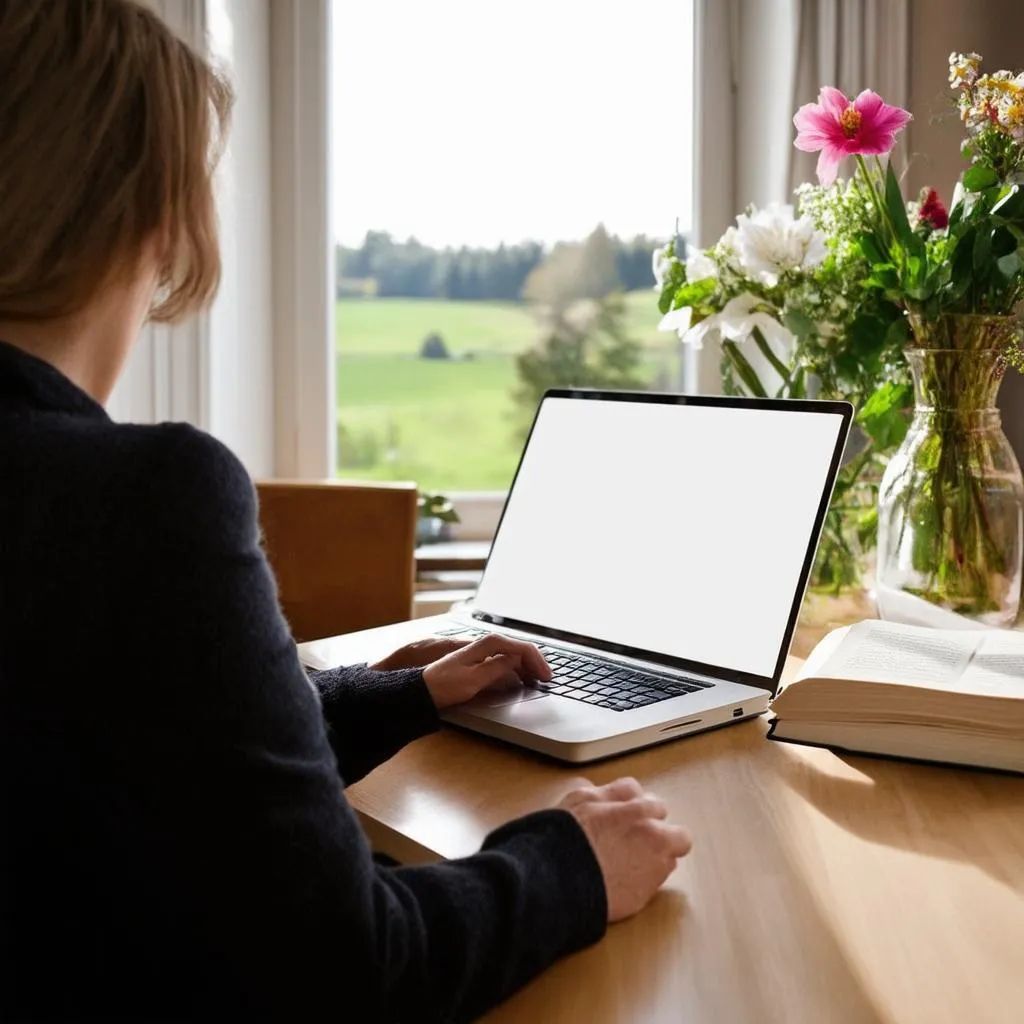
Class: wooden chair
255,480,418,643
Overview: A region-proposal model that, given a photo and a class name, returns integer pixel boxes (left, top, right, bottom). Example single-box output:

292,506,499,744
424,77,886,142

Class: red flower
918,188,949,230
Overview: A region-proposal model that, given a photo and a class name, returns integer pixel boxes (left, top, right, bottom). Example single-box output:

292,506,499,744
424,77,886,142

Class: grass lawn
337,356,522,490
336,292,673,491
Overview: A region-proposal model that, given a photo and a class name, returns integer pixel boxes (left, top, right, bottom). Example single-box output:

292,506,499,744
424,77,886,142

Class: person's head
0,0,233,398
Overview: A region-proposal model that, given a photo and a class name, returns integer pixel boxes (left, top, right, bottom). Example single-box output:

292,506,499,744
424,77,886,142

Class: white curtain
690,0,910,393
105,0,210,428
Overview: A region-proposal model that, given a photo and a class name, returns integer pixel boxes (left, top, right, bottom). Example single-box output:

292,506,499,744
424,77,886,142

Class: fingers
467,634,551,680
559,778,658,814
647,820,693,857
429,638,471,654
472,652,524,689
557,780,598,808
596,777,645,802
599,792,668,821
627,794,669,821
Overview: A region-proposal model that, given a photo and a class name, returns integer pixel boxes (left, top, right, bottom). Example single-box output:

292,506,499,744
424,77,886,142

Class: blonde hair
0,0,233,323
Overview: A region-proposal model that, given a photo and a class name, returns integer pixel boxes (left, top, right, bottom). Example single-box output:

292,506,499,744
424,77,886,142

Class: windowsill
414,540,490,572
444,491,505,542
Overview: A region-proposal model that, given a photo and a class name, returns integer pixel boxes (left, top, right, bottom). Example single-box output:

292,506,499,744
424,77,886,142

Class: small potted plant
417,492,460,545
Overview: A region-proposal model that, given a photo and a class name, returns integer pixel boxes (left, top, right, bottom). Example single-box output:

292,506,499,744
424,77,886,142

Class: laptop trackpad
468,684,549,708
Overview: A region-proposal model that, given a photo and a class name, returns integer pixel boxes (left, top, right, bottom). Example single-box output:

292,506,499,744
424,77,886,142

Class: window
330,0,696,499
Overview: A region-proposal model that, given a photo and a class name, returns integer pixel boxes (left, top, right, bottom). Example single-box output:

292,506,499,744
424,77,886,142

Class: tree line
336,226,663,302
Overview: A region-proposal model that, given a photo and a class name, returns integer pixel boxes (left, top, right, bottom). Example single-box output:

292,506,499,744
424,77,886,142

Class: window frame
296,0,716,528
269,0,336,479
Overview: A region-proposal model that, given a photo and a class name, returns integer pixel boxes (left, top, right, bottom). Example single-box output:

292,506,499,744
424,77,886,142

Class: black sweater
0,341,606,1023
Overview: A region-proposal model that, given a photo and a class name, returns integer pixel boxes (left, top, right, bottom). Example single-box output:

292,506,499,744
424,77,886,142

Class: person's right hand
557,777,692,923
422,633,551,709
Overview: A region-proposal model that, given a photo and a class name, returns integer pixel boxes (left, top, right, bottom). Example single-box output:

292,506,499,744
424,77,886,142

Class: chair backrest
255,479,417,643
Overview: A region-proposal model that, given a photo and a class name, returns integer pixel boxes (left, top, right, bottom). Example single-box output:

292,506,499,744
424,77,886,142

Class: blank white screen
474,397,845,678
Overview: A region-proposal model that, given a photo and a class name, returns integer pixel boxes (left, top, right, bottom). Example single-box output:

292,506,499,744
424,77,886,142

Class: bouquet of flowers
654,92,914,591
657,54,1024,621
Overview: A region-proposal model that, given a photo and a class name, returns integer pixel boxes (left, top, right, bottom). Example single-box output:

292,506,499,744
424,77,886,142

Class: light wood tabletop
341,653,1024,1024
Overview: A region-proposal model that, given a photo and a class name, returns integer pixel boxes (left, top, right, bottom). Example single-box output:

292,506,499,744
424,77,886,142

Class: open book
769,619,1024,774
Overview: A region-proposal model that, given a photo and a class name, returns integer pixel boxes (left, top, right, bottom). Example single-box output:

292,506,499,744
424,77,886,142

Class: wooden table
343,653,1024,1023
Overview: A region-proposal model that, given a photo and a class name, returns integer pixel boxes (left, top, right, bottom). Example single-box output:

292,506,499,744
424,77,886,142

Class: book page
795,626,849,682
960,631,1024,697
816,619,980,688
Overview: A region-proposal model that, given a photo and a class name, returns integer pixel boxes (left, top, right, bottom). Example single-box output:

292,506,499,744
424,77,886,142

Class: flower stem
854,154,900,250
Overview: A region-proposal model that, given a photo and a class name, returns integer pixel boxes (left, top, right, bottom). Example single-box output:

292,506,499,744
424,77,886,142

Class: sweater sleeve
108,424,607,1022
307,663,440,784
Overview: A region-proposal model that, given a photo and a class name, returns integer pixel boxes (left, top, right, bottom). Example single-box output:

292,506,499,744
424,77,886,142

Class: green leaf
782,308,816,339
857,232,886,265
848,314,888,357
952,225,977,283
885,161,913,244
997,251,1022,281
867,264,899,290
948,200,965,230
993,226,1017,258
884,315,910,348
924,259,952,296
963,164,1000,192
904,252,931,299
856,507,879,549
418,493,461,524
857,381,913,449
672,277,715,311
657,261,686,314
751,327,792,383
721,341,768,398
992,184,1024,221
904,230,927,261
973,228,993,271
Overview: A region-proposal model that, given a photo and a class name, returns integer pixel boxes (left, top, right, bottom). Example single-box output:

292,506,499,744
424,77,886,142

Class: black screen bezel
469,388,853,696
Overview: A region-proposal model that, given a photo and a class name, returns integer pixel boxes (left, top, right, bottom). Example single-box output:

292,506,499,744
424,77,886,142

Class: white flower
684,249,717,283
684,293,794,352
949,52,982,90
719,226,740,255
652,244,674,289
906,198,921,230
734,203,828,286
657,306,693,338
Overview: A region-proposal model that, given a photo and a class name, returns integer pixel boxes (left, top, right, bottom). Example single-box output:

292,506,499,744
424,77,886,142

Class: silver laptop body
306,390,851,763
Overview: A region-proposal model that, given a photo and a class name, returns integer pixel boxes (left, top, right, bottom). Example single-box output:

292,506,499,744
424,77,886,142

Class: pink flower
793,87,913,185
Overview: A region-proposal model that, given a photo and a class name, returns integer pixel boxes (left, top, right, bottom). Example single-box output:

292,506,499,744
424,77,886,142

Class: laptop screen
473,392,849,686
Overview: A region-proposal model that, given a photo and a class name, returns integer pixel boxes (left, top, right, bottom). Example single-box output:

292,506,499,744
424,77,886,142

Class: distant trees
510,294,648,439
335,228,663,301
522,225,622,312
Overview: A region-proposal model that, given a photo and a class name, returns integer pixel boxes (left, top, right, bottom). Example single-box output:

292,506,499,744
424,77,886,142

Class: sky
330,0,694,249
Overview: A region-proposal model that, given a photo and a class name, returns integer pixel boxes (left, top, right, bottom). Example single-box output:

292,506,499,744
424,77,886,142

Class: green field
336,292,671,490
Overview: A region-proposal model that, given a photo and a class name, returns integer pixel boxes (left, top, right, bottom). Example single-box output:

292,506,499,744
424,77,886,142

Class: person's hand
421,633,551,709
369,637,472,672
557,776,692,923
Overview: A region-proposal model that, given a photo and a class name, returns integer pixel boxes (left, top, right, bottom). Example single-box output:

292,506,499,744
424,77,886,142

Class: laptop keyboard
435,628,714,712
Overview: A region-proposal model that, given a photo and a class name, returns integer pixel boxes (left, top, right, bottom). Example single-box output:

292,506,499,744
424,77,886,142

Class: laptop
300,389,852,762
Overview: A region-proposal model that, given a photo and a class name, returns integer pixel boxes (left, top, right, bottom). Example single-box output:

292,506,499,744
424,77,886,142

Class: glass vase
808,427,880,595
876,314,1024,627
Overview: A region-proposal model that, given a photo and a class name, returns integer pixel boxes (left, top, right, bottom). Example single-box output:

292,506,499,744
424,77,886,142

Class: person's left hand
369,637,471,672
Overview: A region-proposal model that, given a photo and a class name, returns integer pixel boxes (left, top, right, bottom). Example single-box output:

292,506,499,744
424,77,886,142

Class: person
0,2,693,1021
